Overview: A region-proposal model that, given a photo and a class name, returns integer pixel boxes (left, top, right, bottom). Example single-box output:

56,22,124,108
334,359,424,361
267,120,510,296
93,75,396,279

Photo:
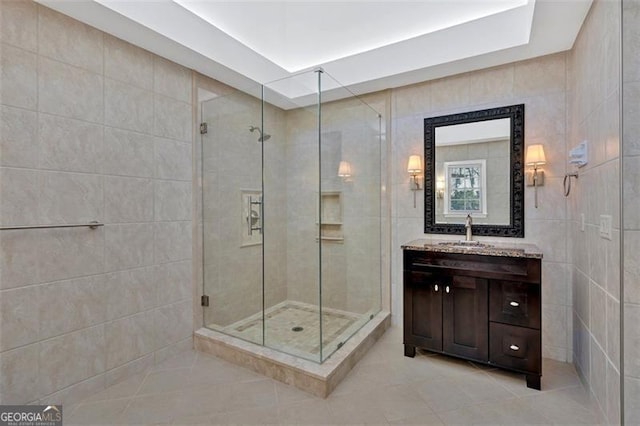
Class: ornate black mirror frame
423,104,525,237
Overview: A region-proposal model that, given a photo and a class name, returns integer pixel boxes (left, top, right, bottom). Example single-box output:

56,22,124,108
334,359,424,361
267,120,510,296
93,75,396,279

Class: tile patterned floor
66,326,602,425
213,302,359,358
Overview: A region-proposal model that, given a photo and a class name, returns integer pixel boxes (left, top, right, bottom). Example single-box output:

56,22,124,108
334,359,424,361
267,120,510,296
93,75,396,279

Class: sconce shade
526,144,546,166
407,155,422,174
338,161,352,177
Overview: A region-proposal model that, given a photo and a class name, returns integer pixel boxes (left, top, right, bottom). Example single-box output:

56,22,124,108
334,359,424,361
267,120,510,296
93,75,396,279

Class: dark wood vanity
403,240,542,389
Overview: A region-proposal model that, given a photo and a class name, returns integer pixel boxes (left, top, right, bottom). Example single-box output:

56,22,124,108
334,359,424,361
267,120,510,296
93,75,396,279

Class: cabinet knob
509,344,520,351
434,284,439,292
445,286,450,294
509,301,520,307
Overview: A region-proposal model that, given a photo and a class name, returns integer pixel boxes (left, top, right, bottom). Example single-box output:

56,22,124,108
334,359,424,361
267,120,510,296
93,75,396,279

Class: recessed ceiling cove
37,0,592,107
174,0,530,73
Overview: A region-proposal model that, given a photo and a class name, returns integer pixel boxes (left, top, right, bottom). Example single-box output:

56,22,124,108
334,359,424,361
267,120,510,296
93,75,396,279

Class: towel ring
563,173,579,197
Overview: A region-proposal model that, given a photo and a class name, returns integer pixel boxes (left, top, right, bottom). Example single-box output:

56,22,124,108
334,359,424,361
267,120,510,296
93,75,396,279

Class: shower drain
291,326,304,332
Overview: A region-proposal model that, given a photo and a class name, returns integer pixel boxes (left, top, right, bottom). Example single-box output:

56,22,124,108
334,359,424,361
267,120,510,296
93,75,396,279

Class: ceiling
37,0,592,108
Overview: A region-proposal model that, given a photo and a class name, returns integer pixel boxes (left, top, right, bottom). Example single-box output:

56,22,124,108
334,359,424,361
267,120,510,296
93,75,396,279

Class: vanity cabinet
403,245,542,390
404,271,488,361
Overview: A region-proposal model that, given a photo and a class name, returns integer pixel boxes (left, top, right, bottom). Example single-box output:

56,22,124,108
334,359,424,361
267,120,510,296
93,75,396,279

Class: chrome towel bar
0,221,103,231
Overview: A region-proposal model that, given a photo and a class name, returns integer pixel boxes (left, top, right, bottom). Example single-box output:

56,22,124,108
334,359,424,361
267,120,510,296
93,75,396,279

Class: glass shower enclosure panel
263,71,322,362
317,72,382,361
201,88,264,346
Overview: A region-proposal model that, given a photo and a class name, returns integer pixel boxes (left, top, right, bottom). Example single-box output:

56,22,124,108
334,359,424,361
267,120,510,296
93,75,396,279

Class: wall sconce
526,144,546,208
338,160,352,182
407,155,422,208
436,179,445,199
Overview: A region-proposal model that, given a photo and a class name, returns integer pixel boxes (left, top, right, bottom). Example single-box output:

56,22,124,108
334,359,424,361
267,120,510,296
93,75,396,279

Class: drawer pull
445,286,450,294
509,344,520,351
509,301,520,307
434,284,439,292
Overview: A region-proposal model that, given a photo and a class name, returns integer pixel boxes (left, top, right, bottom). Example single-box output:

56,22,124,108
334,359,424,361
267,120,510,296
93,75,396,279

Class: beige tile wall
390,52,573,363
0,2,194,405
623,0,640,423
568,0,621,423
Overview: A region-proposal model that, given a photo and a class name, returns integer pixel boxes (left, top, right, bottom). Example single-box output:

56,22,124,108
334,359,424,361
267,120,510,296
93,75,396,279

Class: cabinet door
443,276,488,361
404,271,443,351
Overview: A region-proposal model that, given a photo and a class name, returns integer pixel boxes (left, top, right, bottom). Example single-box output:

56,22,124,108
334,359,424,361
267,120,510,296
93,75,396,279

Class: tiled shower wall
390,52,573,362
0,2,193,405
623,0,640,423
567,0,621,423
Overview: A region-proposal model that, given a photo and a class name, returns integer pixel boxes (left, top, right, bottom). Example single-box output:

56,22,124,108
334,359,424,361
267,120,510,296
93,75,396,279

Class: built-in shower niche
317,191,344,243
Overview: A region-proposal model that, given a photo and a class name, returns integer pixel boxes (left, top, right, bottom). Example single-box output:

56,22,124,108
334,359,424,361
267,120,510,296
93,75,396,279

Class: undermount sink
437,241,495,248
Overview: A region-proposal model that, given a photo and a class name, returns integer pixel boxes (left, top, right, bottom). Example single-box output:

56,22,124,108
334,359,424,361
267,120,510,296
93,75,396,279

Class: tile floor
66,326,601,425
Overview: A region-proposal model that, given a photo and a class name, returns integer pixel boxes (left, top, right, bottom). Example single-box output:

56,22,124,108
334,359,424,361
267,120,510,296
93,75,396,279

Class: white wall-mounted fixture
338,160,352,182
526,144,546,209
569,141,588,167
563,141,586,198
407,155,423,208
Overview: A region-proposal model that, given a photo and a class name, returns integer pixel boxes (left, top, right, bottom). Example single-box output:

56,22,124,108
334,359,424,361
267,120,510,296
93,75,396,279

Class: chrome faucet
465,214,473,241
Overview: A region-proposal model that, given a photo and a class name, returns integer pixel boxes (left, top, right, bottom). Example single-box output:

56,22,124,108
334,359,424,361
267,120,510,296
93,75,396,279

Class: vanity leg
404,344,416,358
526,374,541,390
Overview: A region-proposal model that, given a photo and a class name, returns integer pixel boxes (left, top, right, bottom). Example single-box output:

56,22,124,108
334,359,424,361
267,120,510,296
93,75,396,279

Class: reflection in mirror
424,104,524,237
435,118,510,225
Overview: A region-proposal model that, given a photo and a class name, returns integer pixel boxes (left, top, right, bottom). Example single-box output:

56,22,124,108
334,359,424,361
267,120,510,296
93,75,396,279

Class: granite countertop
401,239,543,259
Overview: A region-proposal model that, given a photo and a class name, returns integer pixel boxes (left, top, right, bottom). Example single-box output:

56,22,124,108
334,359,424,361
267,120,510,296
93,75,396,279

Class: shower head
249,125,271,142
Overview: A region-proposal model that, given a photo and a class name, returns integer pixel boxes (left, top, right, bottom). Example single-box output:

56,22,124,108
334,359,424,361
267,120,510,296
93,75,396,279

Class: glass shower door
200,89,264,346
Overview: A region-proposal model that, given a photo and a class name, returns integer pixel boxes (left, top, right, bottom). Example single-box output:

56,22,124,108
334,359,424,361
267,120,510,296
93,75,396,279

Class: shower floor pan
194,305,390,398
211,301,365,360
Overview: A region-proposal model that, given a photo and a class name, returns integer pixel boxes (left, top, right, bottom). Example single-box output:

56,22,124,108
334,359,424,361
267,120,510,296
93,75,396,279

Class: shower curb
193,311,391,398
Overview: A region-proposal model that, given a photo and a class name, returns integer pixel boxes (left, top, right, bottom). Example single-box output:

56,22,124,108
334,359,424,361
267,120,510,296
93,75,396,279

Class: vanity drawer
490,280,540,329
489,322,540,374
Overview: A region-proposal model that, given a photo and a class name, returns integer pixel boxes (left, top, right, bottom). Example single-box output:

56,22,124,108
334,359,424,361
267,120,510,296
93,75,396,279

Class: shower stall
197,69,387,370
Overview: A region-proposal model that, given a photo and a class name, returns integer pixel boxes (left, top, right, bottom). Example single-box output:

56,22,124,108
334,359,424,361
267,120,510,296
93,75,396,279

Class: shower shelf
318,192,344,242
315,236,344,243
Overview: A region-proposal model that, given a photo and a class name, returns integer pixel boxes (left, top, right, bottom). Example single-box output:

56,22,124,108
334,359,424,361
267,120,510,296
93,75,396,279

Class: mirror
424,104,524,237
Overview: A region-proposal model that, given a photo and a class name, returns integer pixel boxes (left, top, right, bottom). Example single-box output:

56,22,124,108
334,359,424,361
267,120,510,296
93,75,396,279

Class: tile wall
0,2,194,405
390,52,573,362
567,1,621,423
623,0,640,423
